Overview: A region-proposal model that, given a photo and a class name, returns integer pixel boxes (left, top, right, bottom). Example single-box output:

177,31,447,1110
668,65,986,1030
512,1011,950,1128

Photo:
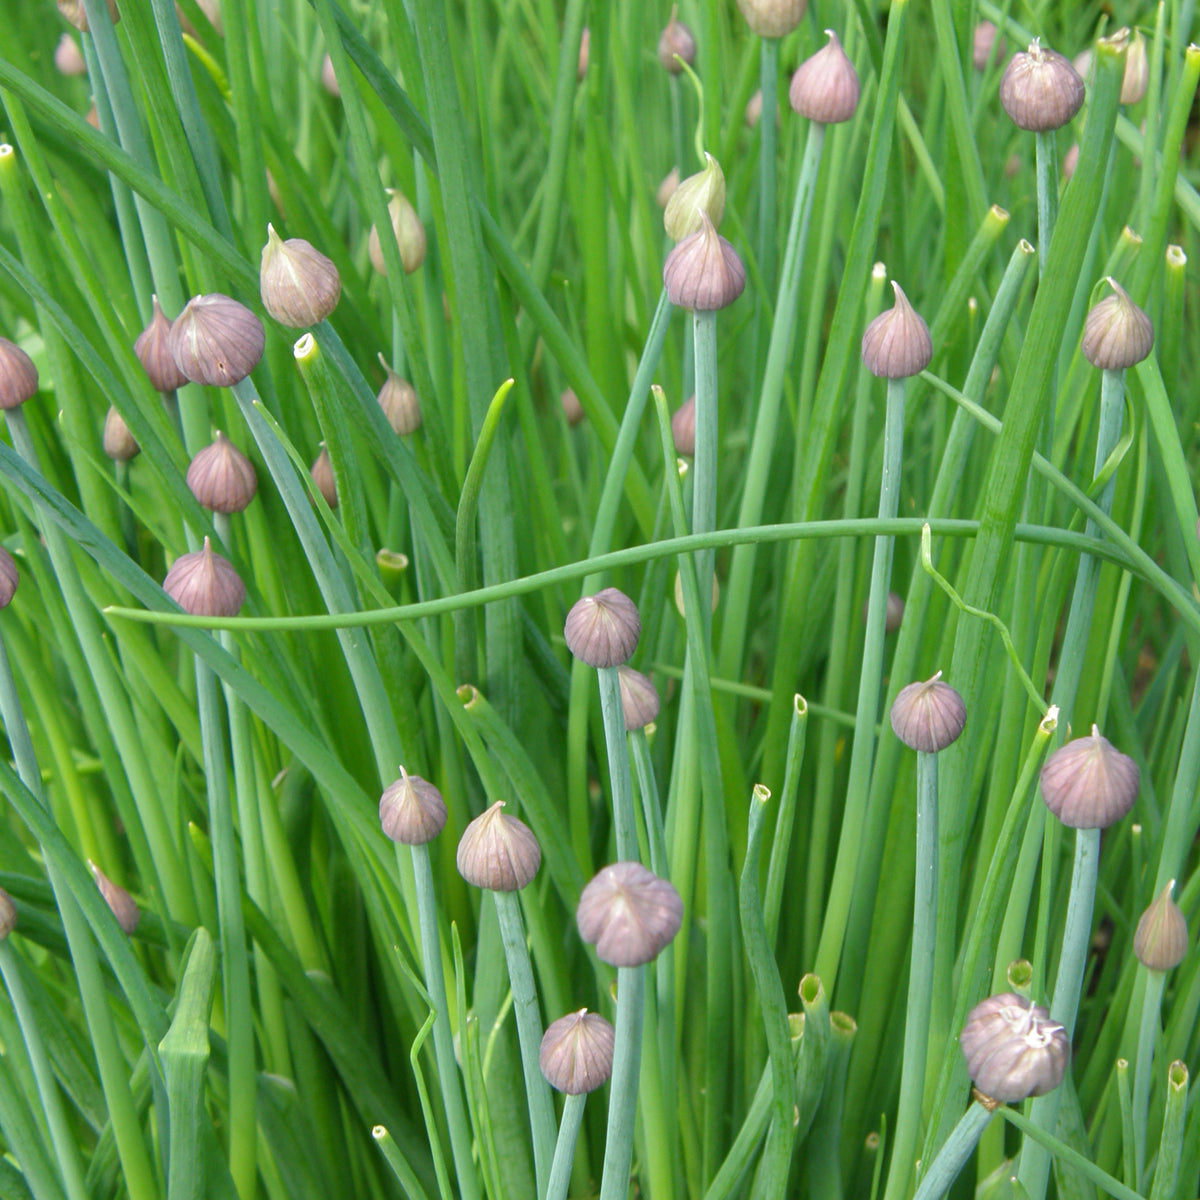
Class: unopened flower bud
746,89,766,128
1133,881,1188,971
656,167,680,209
368,191,426,275
89,861,139,934
860,281,932,378
577,861,682,966
54,34,86,75
310,445,337,509
1040,725,1139,829
617,666,659,731
163,536,246,617
999,40,1085,132
379,766,447,845
658,8,696,74
560,388,584,427
1080,277,1153,370
973,21,1005,71
564,588,640,668
960,993,1068,1102
0,336,39,409
186,431,257,514
663,211,746,310
577,28,589,81
0,887,15,938
376,355,422,435
134,296,188,393
260,224,340,327
457,801,541,891
890,671,966,752
169,294,264,388
789,30,860,124
671,395,695,456
102,406,139,462
1121,29,1149,105
320,52,340,97
736,0,805,39
539,1009,615,1094
0,547,19,609
663,153,726,241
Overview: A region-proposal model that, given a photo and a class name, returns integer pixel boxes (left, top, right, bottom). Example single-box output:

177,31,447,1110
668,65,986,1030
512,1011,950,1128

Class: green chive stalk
814,371,909,989
754,36,779,383
599,965,647,1200
653,388,735,1184
493,890,556,1200
805,1011,858,1200
762,694,809,949
702,1014,804,1200
567,290,672,871
0,628,158,1200
691,309,719,630
912,1101,994,1200
1117,1058,1136,1187
720,120,826,680
1034,132,1058,278
546,1094,588,1200
629,726,677,1178
194,660,256,1200
740,785,797,1198
407,843,481,1200
1132,955,1172,1187
1161,245,1186,397
1015,826,1100,1198
598,665,638,861
921,706,1059,1167
1148,1062,1188,1200
804,259,887,964
881,742,942,1200
0,915,89,1200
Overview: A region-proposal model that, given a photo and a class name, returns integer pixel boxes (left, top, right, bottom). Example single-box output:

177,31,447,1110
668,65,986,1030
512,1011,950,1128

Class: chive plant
0,3,1198,1199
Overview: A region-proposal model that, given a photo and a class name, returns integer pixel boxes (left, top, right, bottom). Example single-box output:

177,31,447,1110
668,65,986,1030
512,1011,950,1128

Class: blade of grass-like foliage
762,0,911,787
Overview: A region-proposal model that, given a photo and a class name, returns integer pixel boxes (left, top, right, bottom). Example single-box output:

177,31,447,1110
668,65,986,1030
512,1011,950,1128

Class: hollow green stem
740,786,797,1195
598,666,638,862
0,944,88,1200
195,660,255,1200
547,1093,587,1200
599,966,646,1200
1016,827,1100,1199
921,706,1058,1168
815,374,906,989
1117,1058,1135,1188
410,844,481,1200
805,1012,858,1200
912,1102,993,1200
1132,966,1169,1186
1148,1061,1188,1200
691,309,719,632
0,638,159,1200
1001,1104,1143,1200
763,695,808,948
493,890,555,1200
455,379,514,677
703,1014,803,1200
881,746,939,1200
721,122,825,680
1034,131,1058,279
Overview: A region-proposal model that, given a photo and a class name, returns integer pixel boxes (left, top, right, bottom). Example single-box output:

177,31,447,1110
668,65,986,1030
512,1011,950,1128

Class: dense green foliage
0,1,1197,1198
